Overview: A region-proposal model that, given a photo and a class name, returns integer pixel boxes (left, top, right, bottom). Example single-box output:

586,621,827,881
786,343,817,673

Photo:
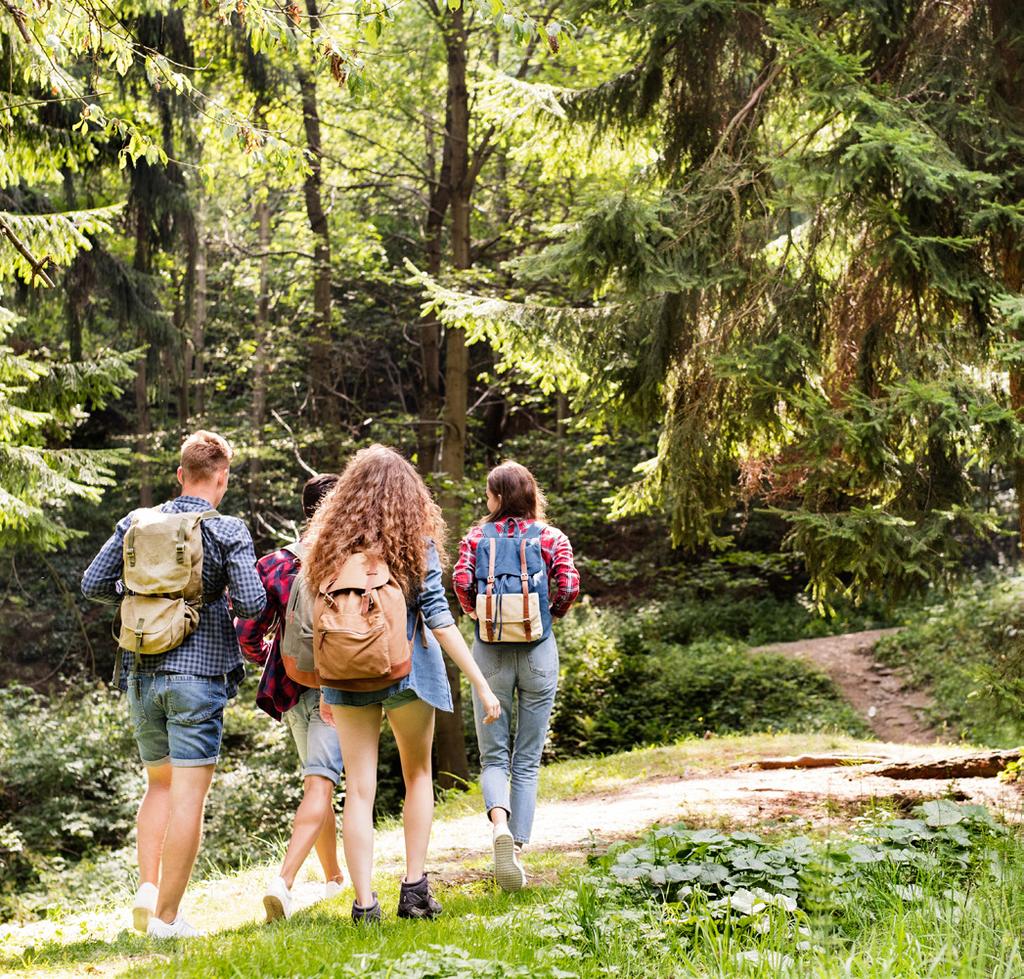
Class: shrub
875,575,1024,746
548,607,869,759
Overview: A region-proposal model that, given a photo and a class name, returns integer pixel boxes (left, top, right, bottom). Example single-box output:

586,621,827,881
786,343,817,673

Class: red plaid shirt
234,546,306,720
453,518,580,619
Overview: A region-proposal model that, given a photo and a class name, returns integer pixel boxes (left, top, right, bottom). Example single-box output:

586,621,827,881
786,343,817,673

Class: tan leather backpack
313,552,419,692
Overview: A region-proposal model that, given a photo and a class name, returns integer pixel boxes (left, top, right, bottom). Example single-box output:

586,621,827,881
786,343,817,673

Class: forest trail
4,734,1022,977
750,628,939,744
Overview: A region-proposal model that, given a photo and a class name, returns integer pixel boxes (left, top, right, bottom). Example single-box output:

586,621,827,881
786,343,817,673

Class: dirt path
751,628,938,744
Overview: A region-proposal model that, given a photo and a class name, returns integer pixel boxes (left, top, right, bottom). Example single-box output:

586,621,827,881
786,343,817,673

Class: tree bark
132,197,154,508
250,197,271,523
433,5,473,789
192,198,207,421
296,0,336,455
991,0,1024,545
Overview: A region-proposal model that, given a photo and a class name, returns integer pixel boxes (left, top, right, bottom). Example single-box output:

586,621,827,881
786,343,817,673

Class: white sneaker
263,875,292,922
132,881,158,933
147,915,203,939
324,874,346,900
493,826,527,893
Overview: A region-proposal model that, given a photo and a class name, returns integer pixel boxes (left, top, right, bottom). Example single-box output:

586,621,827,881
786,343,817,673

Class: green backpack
117,507,218,663
279,540,320,686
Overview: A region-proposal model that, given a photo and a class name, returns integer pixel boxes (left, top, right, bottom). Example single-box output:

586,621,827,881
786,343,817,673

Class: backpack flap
123,509,206,599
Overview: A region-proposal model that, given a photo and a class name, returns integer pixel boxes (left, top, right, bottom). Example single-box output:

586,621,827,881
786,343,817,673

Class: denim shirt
405,540,457,713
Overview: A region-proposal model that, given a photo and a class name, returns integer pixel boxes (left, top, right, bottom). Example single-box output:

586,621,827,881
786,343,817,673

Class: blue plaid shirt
81,495,267,688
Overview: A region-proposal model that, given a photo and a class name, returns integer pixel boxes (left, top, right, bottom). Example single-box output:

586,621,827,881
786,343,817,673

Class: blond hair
180,430,232,481
304,444,447,597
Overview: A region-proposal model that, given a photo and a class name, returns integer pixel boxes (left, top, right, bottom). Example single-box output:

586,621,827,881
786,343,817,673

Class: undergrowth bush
875,575,1024,746
548,607,870,759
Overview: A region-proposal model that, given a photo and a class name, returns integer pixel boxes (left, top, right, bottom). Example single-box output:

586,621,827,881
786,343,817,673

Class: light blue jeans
471,632,559,845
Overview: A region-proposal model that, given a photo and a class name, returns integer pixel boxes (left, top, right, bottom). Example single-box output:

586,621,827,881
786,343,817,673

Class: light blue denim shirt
407,540,457,712
322,539,456,712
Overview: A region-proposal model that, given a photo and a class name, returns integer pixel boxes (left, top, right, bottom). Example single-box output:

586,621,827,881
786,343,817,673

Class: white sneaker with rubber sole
132,881,158,933
324,874,347,901
263,875,292,922
147,915,203,939
493,826,527,893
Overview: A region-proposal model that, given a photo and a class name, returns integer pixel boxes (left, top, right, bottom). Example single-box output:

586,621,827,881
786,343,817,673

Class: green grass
6,796,1021,978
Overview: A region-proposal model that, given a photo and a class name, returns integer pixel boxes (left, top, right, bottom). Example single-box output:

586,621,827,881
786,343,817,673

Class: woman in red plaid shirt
453,462,580,893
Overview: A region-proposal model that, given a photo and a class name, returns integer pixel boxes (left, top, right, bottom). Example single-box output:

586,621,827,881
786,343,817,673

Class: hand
477,685,501,724
320,694,336,728
467,610,478,621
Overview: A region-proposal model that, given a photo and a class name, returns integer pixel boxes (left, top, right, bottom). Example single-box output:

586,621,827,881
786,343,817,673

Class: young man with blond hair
82,430,266,938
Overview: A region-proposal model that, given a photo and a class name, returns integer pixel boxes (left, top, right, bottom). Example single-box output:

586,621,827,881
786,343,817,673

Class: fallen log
865,749,1022,780
744,755,886,770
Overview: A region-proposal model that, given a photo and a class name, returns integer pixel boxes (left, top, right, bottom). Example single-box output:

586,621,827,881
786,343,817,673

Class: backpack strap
519,535,532,642
484,536,497,643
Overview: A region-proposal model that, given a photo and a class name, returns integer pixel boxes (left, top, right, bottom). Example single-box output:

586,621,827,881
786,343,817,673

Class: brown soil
751,628,939,743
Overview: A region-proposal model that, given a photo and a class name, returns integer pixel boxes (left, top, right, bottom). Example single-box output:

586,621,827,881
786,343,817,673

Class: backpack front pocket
476,592,543,643
316,612,392,681
118,595,200,655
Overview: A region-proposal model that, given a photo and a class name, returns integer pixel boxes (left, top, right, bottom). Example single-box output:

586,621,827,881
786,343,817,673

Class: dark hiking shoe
351,894,383,924
397,874,442,919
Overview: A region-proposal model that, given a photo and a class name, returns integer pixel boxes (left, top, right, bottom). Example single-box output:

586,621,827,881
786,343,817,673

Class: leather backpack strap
484,539,496,642
519,535,532,642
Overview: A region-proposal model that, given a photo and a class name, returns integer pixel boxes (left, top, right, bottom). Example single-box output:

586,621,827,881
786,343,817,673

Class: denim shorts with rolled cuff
284,687,344,783
321,675,421,711
127,672,231,767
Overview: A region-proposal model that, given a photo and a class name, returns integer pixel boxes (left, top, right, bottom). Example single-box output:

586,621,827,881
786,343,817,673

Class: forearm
432,624,488,690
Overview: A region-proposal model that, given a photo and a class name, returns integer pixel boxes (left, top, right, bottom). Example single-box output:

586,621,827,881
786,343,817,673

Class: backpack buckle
486,575,495,584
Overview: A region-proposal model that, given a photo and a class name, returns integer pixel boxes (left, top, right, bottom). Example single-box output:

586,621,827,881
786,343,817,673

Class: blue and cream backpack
473,522,552,644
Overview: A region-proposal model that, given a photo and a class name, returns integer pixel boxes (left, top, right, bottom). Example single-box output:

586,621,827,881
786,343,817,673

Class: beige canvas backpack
117,507,217,660
312,552,421,692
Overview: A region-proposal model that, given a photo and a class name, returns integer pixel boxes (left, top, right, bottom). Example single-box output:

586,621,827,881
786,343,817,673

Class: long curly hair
303,444,447,597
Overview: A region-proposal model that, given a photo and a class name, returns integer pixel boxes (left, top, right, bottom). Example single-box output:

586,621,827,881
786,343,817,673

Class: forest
4,0,1024,975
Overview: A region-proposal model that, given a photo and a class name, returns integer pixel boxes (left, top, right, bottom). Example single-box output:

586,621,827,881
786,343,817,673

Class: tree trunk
250,197,271,524
297,0,336,456
433,5,473,790
418,194,446,477
992,0,1024,545
192,198,207,421
133,200,154,508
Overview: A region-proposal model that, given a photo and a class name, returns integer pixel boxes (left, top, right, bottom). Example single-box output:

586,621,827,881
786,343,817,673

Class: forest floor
750,628,937,743
3,728,1023,977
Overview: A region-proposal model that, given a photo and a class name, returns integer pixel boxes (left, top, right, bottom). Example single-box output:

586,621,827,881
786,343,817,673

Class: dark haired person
82,431,266,939
453,461,580,892
235,473,346,921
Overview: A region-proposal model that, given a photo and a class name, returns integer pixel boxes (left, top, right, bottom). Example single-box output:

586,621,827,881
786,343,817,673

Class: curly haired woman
304,444,501,923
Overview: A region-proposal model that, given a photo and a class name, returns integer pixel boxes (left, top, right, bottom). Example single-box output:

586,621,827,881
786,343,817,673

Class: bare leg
333,705,382,907
489,807,509,829
279,775,338,889
155,765,215,923
314,807,343,883
137,763,172,885
386,699,436,883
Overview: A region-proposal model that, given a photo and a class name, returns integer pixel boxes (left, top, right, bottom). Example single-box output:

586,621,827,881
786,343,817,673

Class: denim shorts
321,676,421,711
284,688,344,783
127,672,230,768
